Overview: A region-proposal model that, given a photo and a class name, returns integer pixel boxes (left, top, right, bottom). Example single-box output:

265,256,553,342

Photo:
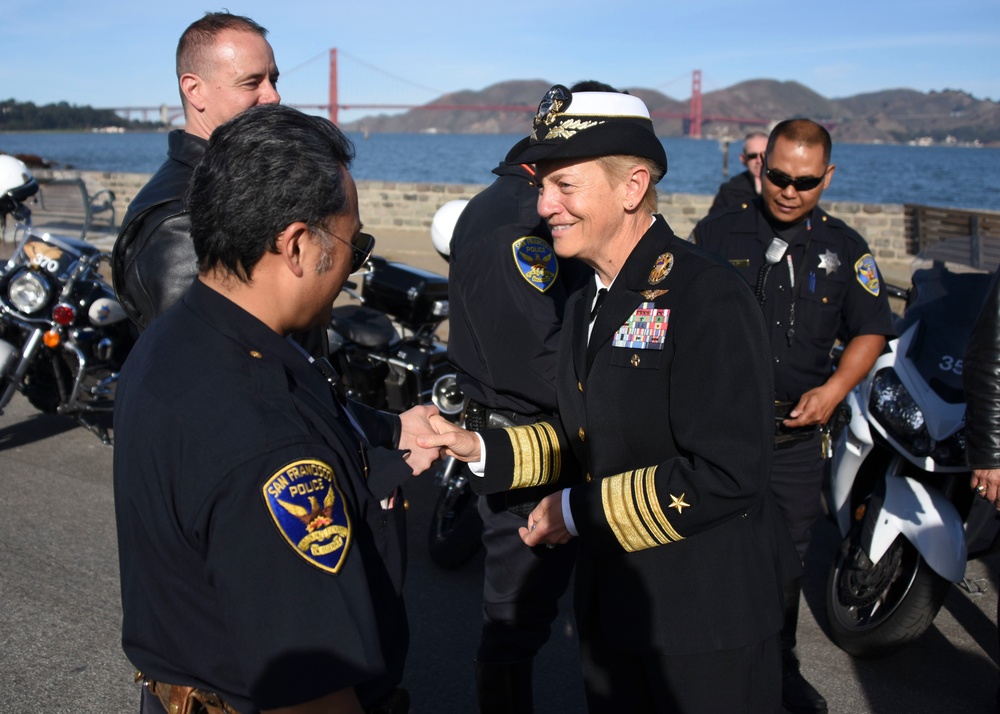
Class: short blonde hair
597,155,662,213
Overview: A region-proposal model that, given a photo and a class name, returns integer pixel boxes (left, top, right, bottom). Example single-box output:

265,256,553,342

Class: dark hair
767,119,832,165
569,80,625,94
189,104,356,281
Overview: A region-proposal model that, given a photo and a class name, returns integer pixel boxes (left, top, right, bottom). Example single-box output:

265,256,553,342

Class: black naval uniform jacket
112,129,204,330
693,200,896,402
448,162,588,417
113,281,411,713
475,216,799,655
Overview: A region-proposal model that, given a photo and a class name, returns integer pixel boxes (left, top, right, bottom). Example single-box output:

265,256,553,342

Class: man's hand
784,383,840,427
398,404,442,475
416,415,483,462
519,492,573,547
971,468,1000,510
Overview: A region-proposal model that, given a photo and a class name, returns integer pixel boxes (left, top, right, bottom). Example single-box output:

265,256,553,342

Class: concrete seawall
39,168,912,270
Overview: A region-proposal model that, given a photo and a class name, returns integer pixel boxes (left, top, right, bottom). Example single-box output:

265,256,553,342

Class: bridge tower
329,48,338,125
689,70,702,139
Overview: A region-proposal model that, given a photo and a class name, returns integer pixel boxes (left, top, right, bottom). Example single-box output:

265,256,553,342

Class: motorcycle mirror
431,373,466,416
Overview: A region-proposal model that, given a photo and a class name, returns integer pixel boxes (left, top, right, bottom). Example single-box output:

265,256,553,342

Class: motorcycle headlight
869,368,932,456
8,271,51,314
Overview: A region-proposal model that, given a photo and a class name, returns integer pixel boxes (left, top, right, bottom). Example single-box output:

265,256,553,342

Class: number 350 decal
939,356,963,375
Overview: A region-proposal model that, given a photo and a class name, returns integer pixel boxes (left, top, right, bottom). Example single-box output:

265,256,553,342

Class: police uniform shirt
472,216,799,655
693,200,896,400
113,280,408,713
447,163,589,415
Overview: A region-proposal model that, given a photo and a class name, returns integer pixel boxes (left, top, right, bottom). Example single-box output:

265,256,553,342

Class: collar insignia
512,236,558,292
818,249,841,275
855,253,881,296
669,493,691,514
648,252,674,285
263,459,352,574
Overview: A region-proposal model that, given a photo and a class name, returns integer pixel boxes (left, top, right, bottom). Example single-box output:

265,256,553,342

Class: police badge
512,235,558,292
263,459,352,574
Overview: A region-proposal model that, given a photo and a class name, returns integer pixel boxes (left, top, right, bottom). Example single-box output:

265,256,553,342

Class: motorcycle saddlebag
362,257,448,327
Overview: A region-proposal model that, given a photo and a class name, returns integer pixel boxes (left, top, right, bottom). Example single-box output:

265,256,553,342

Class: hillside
341,80,1000,145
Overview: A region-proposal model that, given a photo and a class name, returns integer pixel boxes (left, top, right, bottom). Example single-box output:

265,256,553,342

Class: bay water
1,131,997,211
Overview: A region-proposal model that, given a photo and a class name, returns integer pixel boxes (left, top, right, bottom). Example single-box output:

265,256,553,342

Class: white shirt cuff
468,432,487,475
561,488,578,536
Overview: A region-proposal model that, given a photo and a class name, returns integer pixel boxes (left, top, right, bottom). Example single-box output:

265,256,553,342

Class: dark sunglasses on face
743,152,764,161
764,166,826,192
316,228,375,273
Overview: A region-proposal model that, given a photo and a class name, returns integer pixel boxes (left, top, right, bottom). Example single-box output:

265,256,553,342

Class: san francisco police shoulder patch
854,253,881,297
263,459,352,574
512,235,558,293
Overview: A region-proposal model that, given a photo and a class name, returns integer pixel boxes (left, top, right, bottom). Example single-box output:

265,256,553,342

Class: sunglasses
317,229,375,273
764,167,827,192
743,152,764,161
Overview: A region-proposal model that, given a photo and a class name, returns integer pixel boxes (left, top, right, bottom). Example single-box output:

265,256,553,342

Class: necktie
590,288,607,322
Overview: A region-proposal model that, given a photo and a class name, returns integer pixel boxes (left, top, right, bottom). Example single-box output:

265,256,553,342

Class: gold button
585,473,593,483
631,354,640,367
403,499,409,511
822,297,829,304
578,427,586,442
249,350,262,359
578,381,583,393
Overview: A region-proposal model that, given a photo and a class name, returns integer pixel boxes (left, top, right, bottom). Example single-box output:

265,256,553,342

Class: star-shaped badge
818,250,841,275
668,493,690,514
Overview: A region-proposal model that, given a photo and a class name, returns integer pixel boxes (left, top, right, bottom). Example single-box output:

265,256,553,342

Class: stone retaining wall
41,169,911,264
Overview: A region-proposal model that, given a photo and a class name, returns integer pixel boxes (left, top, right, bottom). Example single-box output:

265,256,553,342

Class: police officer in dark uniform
422,86,799,714
447,92,596,707
694,118,896,714
114,105,439,714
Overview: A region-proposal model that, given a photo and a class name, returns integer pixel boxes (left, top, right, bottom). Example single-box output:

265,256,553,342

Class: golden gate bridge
109,49,768,138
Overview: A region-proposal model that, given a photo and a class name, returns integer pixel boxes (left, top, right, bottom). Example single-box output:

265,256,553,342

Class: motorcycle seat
330,304,398,349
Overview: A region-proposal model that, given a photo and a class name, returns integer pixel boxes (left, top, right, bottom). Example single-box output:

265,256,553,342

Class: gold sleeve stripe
601,467,683,552
504,422,561,490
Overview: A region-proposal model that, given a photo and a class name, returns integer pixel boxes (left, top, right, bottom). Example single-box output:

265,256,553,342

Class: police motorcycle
325,200,482,568
0,155,133,444
825,260,1000,657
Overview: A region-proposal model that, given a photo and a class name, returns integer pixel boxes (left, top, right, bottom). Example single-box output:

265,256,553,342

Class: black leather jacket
964,269,1000,469
112,130,205,330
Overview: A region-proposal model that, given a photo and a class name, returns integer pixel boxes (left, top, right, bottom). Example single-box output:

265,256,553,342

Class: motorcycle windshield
15,231,100,279
899,266,994,404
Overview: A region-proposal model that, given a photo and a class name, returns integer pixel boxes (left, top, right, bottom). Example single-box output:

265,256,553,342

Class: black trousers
769,433,826,561
580,625,782,713
477,494,577,662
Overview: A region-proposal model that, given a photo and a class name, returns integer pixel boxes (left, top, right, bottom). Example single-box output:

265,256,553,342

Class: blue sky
3,1,998,125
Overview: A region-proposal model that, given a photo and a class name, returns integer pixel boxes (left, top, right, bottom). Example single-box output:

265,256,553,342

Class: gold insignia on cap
641,289,668,300
601,466,684,552
648,252,674,285
669,493,691,514
504,422,562,490
545,118,604,141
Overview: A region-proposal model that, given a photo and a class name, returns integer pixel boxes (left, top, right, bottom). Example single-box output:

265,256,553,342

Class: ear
822,164,836,190
623,164,651,209
179,73,206,112
276,222,312,278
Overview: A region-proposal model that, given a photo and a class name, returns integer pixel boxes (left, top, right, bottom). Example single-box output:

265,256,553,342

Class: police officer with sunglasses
693,118,895,714
706,131,768,216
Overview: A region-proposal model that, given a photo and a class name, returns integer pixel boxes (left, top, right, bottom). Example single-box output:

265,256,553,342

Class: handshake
399,406,571,547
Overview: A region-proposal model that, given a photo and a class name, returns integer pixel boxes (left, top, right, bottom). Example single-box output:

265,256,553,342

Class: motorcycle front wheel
427,459,483,570
826,525,951,658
